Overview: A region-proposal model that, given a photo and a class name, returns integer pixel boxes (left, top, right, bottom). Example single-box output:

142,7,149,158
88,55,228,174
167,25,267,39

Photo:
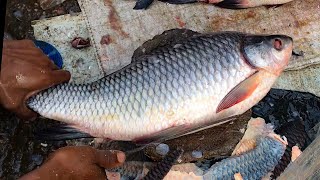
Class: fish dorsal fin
132,28,199,62
216,71,261,113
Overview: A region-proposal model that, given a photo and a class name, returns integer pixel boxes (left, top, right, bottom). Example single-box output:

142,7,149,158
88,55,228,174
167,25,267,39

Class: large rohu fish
27,31,293,143
133,0,295,10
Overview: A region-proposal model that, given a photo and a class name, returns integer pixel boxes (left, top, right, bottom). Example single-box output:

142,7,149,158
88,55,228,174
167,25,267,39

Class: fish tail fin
133,0,155,10
33,123,93,141
159,0,198,4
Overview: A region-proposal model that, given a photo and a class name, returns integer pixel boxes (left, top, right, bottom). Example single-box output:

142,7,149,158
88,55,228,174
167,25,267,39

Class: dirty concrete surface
77,0,320,79
1,0,320,180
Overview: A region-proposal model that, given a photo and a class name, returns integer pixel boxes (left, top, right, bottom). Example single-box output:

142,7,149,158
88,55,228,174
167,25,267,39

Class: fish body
133,0,294,10
202,136,286,180
27,31,292,142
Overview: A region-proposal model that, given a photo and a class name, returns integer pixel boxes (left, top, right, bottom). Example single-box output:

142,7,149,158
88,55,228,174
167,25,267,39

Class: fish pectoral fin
33,123,93,141
133,124,191,145
216,71,261,113
134,116,238,145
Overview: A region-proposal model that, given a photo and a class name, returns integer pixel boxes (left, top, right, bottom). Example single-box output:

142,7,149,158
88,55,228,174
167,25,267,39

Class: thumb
46,70,71,86
94,150,126,169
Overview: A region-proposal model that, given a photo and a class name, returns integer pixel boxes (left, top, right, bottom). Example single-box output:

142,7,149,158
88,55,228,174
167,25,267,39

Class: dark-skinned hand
19,146,126,180
0,40,71,121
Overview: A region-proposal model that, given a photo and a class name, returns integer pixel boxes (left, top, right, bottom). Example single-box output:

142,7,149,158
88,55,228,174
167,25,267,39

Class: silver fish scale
203,137,285,180
27,32,251,140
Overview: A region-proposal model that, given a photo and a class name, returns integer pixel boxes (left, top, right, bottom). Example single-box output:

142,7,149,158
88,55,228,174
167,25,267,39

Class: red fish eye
273,38,283,50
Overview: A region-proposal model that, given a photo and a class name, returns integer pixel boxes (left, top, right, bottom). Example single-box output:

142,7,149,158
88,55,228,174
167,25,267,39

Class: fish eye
273,38,283,51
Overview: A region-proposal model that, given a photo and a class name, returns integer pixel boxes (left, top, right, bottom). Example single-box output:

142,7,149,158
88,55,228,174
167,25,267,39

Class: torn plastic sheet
252,88,320,178
252,88,320,142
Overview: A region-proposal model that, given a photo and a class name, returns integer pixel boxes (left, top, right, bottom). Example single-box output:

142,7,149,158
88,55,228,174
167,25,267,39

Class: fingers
23,70,71,101
29,70,71,90
15,104,38,121
94,150,126,169
3,40,35,49
3,48,59,70
47,70,71,85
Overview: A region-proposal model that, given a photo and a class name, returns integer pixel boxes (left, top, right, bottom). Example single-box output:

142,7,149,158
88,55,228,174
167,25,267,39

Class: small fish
215,0,294,9
202,135,287,180
28,31,293,143
134,0,155,9
133,0,294,10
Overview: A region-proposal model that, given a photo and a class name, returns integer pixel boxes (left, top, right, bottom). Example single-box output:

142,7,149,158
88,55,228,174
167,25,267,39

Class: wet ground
2,1,320,179
4,0,80,40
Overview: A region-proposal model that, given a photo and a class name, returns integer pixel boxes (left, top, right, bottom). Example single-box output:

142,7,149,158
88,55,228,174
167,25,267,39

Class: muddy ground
4,0,81,40
1,0,320,179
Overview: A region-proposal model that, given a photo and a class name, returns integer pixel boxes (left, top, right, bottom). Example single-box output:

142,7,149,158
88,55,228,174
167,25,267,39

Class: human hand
0,40,71,121
19,146,126,180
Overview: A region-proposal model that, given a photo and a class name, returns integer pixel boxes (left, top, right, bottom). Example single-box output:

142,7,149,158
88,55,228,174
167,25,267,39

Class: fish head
242,34,293,76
